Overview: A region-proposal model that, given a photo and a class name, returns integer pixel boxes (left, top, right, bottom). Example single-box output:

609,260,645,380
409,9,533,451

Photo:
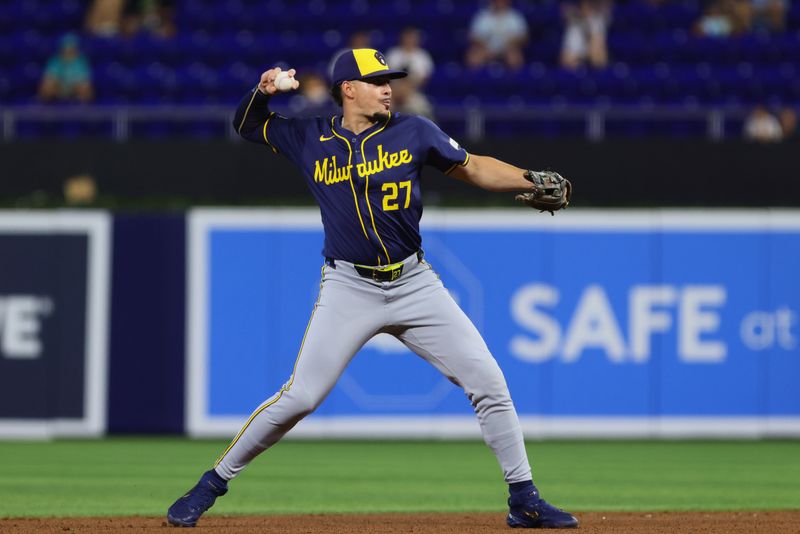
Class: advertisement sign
187,209,800,438
0,212,110,438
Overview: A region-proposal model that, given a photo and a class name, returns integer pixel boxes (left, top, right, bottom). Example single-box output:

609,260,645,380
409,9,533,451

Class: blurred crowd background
2,0,798,141
2,0,799,209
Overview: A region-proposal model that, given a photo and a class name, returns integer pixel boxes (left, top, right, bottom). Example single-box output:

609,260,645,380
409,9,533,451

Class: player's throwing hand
258,67,300,95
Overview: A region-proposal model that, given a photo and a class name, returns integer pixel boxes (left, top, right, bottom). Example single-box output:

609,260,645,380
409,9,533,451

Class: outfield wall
0,212,110,438
1,209,798,439
186,209,800,439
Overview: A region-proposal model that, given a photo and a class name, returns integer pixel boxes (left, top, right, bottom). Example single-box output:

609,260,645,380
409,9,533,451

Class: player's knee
286,389,323,418
472,392,515,420
471,384,512,407
466,369,513,412
473,360,510,395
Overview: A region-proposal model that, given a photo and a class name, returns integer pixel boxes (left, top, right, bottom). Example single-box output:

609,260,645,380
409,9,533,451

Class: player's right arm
232,67,300,145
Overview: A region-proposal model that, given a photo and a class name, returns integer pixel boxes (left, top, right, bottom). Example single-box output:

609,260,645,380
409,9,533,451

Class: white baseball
274,71,295,92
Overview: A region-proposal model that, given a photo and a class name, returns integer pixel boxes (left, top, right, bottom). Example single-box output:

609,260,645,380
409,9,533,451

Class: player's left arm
448,155,533,192
421,117,570,212
419,116,534,192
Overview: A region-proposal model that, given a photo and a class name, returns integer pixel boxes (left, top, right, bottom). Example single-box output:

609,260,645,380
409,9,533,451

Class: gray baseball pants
214,252,532,483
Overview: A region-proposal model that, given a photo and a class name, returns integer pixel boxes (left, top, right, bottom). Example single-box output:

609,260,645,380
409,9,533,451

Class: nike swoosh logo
320,134,335,141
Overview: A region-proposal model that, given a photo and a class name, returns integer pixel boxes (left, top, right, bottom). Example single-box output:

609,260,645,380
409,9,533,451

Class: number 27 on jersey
382,180,411,211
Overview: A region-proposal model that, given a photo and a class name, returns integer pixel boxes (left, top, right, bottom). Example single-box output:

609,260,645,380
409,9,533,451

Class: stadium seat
7,0,800,138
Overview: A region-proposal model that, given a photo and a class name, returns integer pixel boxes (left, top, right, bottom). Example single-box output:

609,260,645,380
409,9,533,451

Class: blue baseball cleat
167,469,228,527
506,485,579,529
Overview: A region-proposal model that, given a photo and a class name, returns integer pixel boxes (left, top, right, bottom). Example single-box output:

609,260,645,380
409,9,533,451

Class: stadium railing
0,104,750,142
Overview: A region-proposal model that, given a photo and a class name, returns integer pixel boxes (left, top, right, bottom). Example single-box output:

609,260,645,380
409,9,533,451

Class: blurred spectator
122,0,176,38
288,72,338,118
85,0,125,37
695,1,749,37
391,77,434,120
350,30,372,49
743,105,782,142
63,175,98,205
749,0,787,32
560,0,612,70
778,107,797,142
330,30,374,79
386,27,434,89
465,0,529,71
37,33,94,103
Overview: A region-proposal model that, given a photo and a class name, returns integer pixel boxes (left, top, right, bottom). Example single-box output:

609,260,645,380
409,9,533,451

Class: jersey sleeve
262,113,307,162
233,88,307,162
415,116,470,174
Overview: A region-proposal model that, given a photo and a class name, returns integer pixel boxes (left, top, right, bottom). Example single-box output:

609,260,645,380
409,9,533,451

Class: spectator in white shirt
560,0,611,70
466,0,529,70
386,27,434,89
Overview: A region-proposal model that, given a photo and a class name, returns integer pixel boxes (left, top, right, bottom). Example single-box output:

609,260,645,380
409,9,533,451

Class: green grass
0,439,798,517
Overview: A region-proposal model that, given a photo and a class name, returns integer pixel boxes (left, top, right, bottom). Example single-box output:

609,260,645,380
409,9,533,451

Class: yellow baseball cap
330,48,408,87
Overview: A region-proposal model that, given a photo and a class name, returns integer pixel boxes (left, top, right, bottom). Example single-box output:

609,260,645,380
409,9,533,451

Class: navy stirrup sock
509,480,534,494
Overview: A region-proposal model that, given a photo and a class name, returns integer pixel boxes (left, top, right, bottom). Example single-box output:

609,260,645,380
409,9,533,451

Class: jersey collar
332,112,392,139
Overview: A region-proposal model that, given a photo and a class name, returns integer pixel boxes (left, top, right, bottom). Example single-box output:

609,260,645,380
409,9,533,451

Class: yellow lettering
400,180,412,208
382,182,399,211
327,155,337,185
381,180,413,211
314,158,328,183
377,144,389,170
355,146,414,178
314,156,352,186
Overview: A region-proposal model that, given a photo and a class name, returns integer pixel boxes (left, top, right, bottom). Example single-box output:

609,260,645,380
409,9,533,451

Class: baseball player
167,49,575,529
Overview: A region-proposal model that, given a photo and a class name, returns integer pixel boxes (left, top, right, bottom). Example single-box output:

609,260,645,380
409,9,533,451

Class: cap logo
352,48,390,76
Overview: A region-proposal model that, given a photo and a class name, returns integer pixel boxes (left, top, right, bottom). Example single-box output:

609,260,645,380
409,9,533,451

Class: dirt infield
2,511,798,533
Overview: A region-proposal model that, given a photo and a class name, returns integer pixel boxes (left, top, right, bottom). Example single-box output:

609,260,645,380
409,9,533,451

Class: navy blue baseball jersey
233,88,469,265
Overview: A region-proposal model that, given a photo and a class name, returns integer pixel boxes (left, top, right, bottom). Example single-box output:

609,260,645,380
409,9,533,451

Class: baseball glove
515,170,572,215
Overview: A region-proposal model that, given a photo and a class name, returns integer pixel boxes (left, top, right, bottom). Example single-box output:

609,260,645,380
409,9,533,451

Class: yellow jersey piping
360,113,392,264
330,117,370,241
262,113,278,154
236,89,259,135
445,152,470,175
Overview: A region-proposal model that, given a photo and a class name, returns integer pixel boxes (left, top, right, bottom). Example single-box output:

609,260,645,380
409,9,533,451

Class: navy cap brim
336,69,407,86
358,69,408,81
